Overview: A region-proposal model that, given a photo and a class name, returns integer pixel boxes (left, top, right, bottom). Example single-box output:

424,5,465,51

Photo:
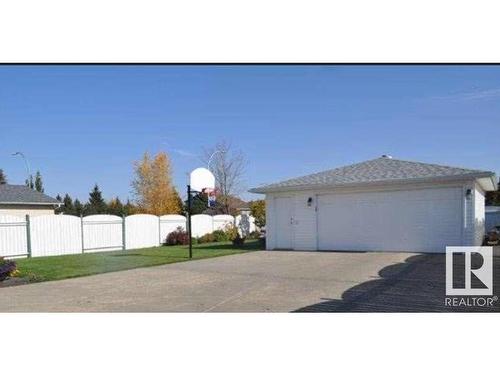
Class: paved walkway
1,250,499,312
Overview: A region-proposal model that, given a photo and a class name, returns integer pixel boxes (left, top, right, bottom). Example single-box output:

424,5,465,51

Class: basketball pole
187,184,193,259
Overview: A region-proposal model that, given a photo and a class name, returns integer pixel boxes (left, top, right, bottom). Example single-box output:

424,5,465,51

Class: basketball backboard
190,167,215,192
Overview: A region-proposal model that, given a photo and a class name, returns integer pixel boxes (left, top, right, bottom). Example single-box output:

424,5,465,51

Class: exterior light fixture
307,197,314,207
466,189,472,199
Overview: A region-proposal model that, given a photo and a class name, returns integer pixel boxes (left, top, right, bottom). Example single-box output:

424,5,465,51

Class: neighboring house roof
0,184,60,205
250,156,498,193
486,206,500,213
203,196,250,215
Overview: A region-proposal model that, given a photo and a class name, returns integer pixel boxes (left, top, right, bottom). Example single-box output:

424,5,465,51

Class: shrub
248,231,261,240
166,227,189,246
259,237,266,249
212,230,228,242
232,234,246,246
223,223,239,241
224,223,246,247
198,233,215,244
0,257,17,282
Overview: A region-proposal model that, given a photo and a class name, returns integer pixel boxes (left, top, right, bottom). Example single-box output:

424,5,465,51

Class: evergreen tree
0,169,7,184
123,199,136,216
34,171,44,193
25,175,34,189
55,194,63,214
74,199,84,216
107,197,125,216
87,184,107,214
184,192,208,215
62,194,74,215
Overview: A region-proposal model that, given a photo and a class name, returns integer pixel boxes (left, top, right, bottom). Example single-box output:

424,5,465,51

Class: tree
25,175,34,189
123,199,137,216
131,152,182,215
202,140,246,215
107,197,125,216
486,179,500,206
34,171,44,193
250,200,266,228
55,194,63,214
0,169,7,184
62,194,74,215
184,192,208,215
74,199,84,217
86,184,107,214
173,189,184,215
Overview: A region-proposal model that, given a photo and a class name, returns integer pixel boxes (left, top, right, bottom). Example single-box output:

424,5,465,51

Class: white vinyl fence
83,215,123,253
0,213,257,259
0,215,29,258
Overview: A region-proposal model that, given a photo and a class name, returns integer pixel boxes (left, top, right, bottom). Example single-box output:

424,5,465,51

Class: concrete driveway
1,250,499,312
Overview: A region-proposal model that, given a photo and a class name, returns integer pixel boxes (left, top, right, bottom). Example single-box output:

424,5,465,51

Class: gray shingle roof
0,184,60,205
250,157,496,193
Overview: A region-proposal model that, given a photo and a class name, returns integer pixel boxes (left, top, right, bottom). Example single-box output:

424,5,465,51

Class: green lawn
16,240,262,283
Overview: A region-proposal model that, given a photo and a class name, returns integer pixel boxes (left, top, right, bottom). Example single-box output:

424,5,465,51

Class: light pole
12,151,32,186
207,150,225,172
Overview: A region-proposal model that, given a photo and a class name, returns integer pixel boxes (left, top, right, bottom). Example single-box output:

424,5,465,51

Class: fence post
122,215,126,251
158,216,162,246
25,214,32,258
80,214,85,253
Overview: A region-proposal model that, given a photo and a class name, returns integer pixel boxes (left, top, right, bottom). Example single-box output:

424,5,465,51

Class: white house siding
473,184,486,246
0,204,55,217
265,181,477,253
461,182,486,247
265,196,275,250
291,192,318,251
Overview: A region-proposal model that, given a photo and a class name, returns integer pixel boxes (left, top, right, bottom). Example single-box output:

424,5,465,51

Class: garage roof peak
249,157,497,194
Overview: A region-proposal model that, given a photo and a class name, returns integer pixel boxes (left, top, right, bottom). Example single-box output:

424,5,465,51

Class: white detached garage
250,156,497,253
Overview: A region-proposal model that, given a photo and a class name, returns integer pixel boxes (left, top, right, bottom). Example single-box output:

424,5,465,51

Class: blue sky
0,65,499,202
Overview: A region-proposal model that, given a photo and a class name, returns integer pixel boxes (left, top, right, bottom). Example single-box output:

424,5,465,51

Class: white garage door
317,187,463,253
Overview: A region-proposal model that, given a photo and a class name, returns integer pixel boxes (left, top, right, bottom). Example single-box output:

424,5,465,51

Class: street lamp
12,151,32,186
207,150,225,172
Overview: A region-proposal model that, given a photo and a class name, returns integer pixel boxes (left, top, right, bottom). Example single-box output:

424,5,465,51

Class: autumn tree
123,199,137,216
202,140,246,215
250,200,266,228
131,152,182,215
108,197,125,216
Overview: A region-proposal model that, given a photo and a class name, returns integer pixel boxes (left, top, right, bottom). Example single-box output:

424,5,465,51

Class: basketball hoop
187,167,217,259
203,187,218,208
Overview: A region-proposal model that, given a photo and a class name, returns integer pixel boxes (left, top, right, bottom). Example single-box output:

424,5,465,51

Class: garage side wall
291,192,318,250
473,184,486,246
265,195,275,250
265,192,318,251
266,181,477,252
